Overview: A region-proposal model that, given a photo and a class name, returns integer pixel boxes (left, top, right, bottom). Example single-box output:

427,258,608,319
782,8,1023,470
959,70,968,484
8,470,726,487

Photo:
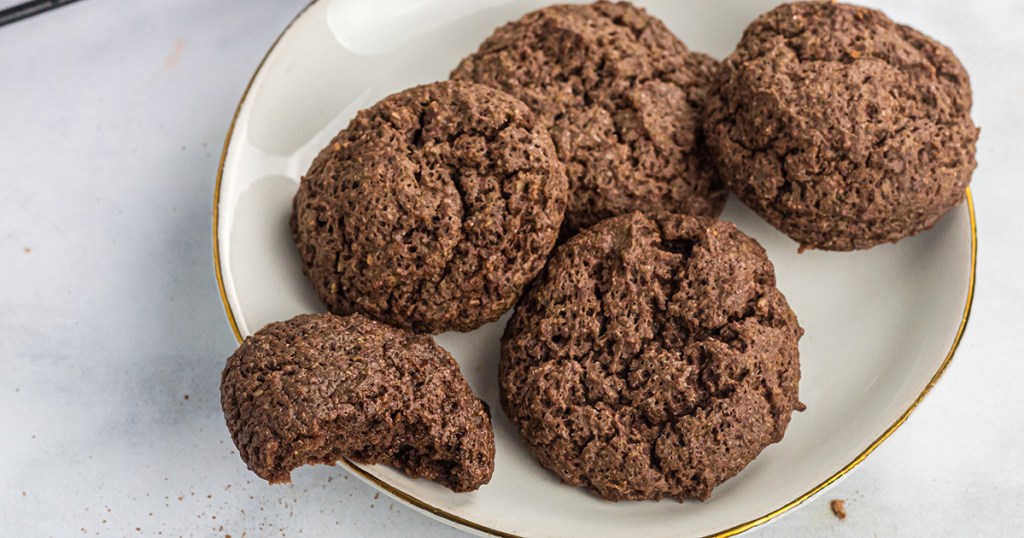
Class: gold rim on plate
211,3,978,536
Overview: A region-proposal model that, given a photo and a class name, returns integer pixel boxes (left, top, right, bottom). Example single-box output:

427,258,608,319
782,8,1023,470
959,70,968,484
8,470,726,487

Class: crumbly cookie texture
292,80,567,333
452,1,725,236
500,212,802,501
220,313,495,492
704,1,978,251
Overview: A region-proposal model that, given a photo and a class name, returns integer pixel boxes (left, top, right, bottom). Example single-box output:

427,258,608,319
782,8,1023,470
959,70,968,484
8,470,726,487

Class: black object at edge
0,0,85,28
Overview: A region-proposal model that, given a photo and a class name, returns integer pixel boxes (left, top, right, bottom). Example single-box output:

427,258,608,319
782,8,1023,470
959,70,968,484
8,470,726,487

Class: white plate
212,1,977,536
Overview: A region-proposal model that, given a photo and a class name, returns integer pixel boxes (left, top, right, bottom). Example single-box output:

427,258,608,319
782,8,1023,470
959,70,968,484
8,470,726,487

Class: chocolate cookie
292,81,567,333
220,313,495,492
704,1,978,251
451,1,725,236
500,212,802,501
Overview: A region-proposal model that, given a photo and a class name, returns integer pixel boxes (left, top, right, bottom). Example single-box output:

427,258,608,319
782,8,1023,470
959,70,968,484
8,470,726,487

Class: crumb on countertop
831,499,847,520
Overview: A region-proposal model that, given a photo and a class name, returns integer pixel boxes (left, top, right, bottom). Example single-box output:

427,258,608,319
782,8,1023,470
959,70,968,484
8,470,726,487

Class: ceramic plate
213,1,977,536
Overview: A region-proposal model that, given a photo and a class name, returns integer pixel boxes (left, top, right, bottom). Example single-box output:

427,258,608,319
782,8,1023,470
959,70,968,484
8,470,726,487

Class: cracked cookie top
292,81,567,333
499,212,802,501
451,1,726,236
704,1,978,251
221,313,495,492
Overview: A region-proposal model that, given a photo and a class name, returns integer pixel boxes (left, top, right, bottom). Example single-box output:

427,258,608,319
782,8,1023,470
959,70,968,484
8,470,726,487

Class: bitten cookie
500,212,802,501
704,1,978,251
452,1,725,236
220,313,495,492
292,81,567,333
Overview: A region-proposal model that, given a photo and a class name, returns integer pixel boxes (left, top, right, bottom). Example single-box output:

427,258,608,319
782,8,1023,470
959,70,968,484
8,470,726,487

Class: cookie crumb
184,394,189,400
831,499,846,520
23,247,31,254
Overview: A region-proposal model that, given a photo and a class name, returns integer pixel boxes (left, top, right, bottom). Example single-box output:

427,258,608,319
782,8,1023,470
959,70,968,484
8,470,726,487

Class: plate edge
210,2,521,537
712,189,977,537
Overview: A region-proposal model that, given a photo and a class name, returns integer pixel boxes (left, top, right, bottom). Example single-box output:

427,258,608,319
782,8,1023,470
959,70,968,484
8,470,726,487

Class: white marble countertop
1,0,1021,536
